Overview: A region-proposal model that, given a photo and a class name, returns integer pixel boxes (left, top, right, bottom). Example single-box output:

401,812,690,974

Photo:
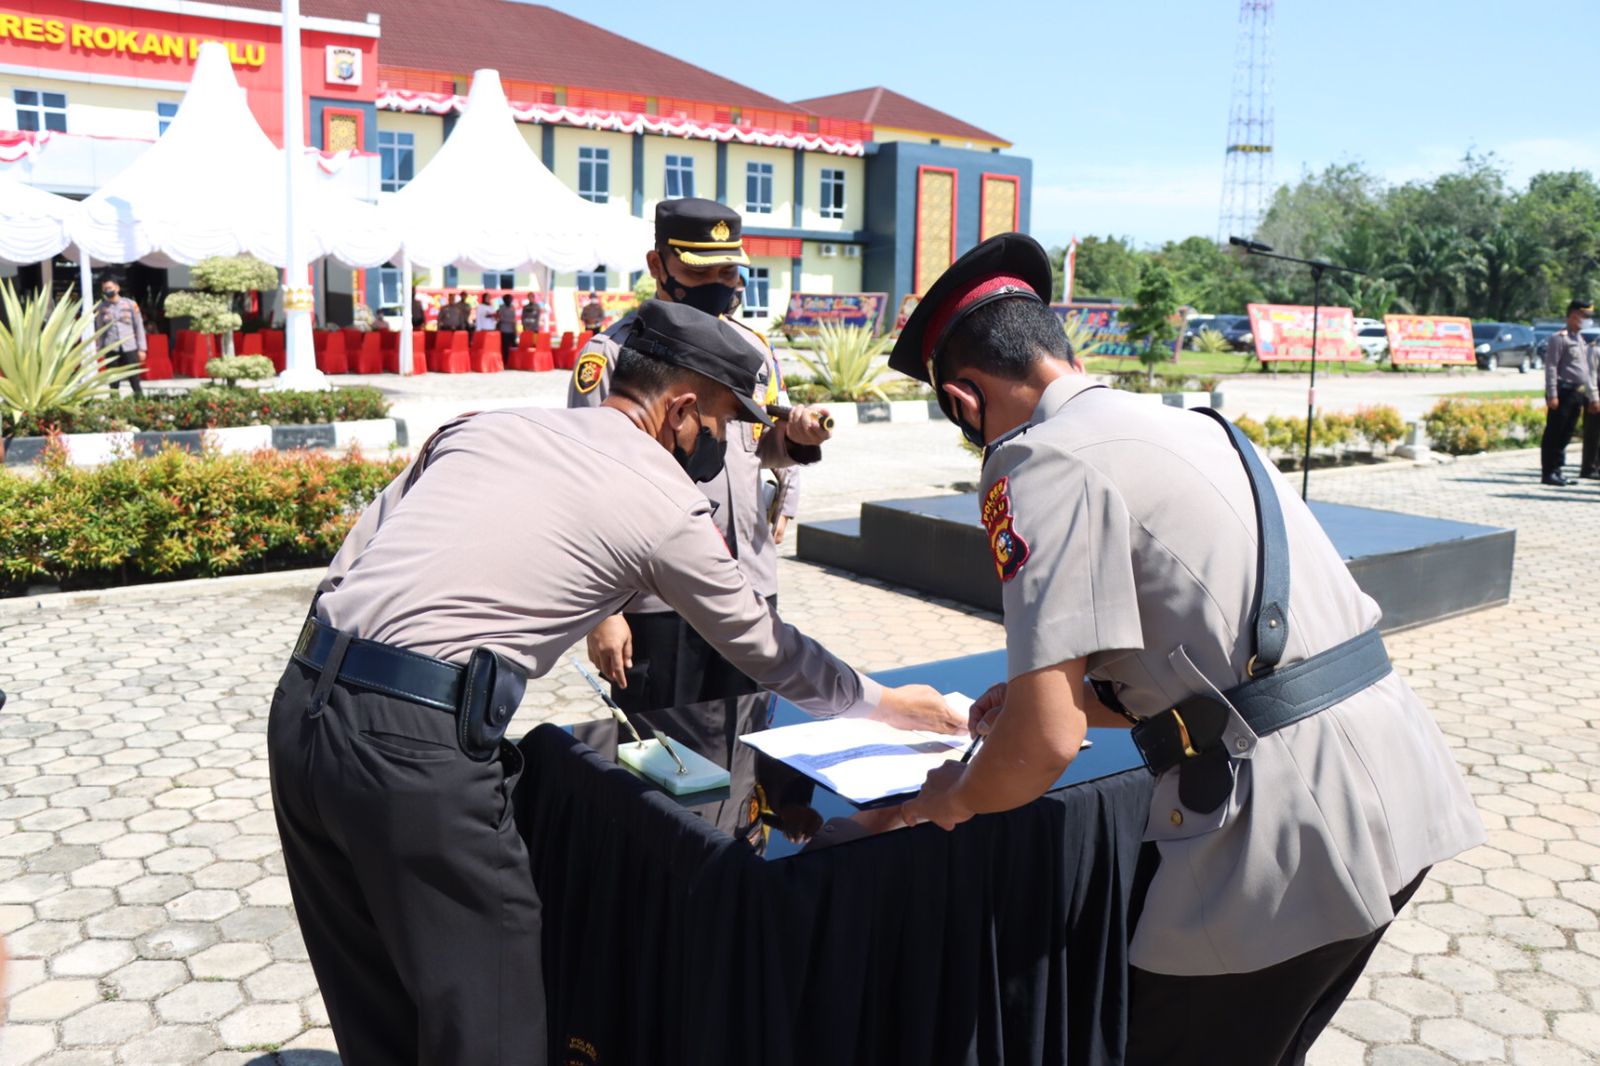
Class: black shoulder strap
1194,408,1290,674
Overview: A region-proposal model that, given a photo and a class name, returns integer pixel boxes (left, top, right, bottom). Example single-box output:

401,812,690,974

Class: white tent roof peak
70,41,396,269
388,67,651,273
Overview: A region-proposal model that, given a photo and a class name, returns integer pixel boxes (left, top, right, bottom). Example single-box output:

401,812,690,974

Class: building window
378,130,414,193
745,162,774,214
157,101,179,136
482,271,515,290
577,267,608,292
443,265,459,288
742,267,769,318
664,154,695,198
579,146,610,203
14,89,67,133
819,168,846,219
374,266,402,310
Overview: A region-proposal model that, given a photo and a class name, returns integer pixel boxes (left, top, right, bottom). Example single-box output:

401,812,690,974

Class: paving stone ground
1,445,1597,1064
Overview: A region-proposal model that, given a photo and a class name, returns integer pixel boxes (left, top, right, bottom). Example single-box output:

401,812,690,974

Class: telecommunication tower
1217,0,1275,241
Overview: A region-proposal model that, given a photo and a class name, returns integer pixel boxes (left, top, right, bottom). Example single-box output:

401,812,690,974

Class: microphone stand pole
1228,238,1367,500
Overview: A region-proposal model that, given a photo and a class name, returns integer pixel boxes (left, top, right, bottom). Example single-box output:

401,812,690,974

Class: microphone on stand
1228,236,1274,254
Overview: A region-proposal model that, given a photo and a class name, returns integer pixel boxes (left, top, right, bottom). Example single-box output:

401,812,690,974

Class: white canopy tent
69,42,396,271
386,69,653,373
0,171,81,266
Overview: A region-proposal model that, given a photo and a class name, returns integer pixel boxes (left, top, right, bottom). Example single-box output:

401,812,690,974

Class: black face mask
102,290,117,300
660,273,740,317
674,426,727,483
949,378,988,451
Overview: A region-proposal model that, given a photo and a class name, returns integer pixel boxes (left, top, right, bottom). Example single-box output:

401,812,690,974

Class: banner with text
1382,314,1475,367
1049,303,1182,358
1246,304,1361,362
781,292,888,334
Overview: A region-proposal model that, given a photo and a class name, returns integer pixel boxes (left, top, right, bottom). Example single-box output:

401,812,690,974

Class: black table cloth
515,653,1153,1066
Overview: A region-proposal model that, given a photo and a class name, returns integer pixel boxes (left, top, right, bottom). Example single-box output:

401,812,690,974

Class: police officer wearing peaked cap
569,197,828,715
888,233,1484,1066
268,298,961,1065
1541,298,1600,485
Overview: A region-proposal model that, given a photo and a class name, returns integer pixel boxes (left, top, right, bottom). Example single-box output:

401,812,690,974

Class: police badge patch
573,353,607,395
981,477,1030,582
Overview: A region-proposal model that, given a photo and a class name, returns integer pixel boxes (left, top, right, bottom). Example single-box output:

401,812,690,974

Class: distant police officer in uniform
568,197,829,714
891,235,1485,1066
1540,299,1600,485
269,300,960,1065
93,278,147,396
1578,319,1600,479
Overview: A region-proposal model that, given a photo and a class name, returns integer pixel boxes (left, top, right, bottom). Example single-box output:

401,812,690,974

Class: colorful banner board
894,293,920,333
1246,304,1360,362
781,292,888,333
1049,303,1182,358
1382,314,1475,367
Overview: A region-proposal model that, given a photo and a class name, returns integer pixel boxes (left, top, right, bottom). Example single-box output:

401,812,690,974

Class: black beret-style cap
628,300,773,426
887,232,1055,386
655,198,750,267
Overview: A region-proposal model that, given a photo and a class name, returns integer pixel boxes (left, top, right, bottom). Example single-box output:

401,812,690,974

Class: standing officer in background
93,277,147,397
1579,328,1600,480
268,299,959,1065
569,198,828,714
1540,299,1599,486
891,234,1484,1066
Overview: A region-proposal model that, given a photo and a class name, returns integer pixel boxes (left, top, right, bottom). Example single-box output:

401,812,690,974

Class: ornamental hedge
4,386,391,438
0,442,405,595
1231,405,1406,456
1421,397,1549,455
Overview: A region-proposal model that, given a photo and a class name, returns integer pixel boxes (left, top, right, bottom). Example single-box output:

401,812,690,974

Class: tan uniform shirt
567,314,807,610
1546,330,1597,402
315,407,877,719
93,296,146,355
985,375,1483,976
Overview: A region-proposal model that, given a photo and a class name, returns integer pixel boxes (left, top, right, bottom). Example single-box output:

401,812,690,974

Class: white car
1355,325,1389,361
1352,317,1383,333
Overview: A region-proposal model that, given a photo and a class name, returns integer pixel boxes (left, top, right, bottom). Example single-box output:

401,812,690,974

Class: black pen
959,732,984,765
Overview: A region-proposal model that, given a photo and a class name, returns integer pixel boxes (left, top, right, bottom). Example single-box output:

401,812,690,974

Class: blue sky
533,0,1598,250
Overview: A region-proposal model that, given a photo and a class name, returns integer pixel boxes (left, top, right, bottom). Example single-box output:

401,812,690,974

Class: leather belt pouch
458,648,525,762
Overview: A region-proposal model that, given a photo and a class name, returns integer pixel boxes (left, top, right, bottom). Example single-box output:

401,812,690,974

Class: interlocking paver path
1,442,1597,1065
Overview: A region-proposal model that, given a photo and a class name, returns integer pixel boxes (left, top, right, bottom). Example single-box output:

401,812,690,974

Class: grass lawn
1442,389,1544,400
1084,350,1388,378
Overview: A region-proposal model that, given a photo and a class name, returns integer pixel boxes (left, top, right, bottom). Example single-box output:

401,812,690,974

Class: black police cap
628,300,773,426
655,198,749,267
1568,299,1594,315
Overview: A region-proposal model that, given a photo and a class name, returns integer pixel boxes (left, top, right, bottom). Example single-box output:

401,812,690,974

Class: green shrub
205,355,276,386
796,323,894,402
1194,328,1233,354
1353,405,1406,450
1422,396,1544,455
0,280,138,431
0,444,406,594
1231,415,1267,447
6,386,390,438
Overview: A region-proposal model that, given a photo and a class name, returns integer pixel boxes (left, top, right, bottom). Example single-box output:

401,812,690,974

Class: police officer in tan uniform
93,278,147,396
1542,299,1600,485
890,235,1484,1066
267,299,958,1066
569,198,827,714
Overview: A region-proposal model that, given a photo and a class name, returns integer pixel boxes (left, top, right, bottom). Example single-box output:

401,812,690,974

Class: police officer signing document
268,300,960,1065
891,235,1484,1066
570,197,827,713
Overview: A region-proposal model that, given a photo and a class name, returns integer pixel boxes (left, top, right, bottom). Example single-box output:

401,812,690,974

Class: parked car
1355,325,1389,361
1183,314,1216,349
1352,316,1384,334
1472,322,1538,372
1532,323,1561,367
1210,314,1254,351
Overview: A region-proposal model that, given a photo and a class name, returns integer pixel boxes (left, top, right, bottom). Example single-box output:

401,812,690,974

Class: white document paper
738,693,975,805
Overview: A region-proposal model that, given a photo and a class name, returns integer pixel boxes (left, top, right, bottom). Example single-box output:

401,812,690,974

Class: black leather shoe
1543,474,1571,486
1580,470,1600,480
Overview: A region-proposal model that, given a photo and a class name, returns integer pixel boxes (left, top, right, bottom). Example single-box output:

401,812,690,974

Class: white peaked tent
0,172,81,265
387,69,651,273
70,42,396,270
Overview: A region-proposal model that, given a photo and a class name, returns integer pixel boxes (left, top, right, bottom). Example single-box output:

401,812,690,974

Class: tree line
1051,153,1600,323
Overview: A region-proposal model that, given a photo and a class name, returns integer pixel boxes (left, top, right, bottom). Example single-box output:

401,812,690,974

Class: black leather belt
292,617,462,712
1131,628,1392,776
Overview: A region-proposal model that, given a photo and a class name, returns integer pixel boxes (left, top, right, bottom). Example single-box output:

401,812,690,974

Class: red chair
576,330,594,351
506,331,538,371
240,333,264,356
232,331,245,354
469,330,504,374
142,334,174,381
316,331,349,375
342,327,364,353
430,330,470,374
262,330,286,373
382,331,427,375
174,330,216,376
553,331,576,370
351,332,383,375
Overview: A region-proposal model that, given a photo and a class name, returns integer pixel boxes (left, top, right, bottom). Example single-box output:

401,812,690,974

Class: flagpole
277,0,327,390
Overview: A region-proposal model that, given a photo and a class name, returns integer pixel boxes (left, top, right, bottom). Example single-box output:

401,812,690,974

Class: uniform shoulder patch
573,352,608,395
981,476,1030,582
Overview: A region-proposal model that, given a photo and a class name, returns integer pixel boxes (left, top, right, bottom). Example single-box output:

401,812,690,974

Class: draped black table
515,651,1153,1066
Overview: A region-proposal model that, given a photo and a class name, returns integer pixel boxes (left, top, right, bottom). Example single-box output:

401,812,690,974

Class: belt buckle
1130,707,1202,775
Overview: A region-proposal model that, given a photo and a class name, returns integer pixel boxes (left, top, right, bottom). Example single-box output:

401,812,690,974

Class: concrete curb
0,566,324,614
815,391,1224,426
3,418,402,467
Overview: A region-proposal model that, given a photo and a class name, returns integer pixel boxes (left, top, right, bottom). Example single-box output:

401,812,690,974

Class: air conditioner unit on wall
819,243,838,258
843,245,861,259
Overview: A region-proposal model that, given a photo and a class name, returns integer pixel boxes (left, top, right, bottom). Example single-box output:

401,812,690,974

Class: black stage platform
798,495,1514,632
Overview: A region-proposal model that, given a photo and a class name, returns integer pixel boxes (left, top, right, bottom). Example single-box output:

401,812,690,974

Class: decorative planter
4,419,399,467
